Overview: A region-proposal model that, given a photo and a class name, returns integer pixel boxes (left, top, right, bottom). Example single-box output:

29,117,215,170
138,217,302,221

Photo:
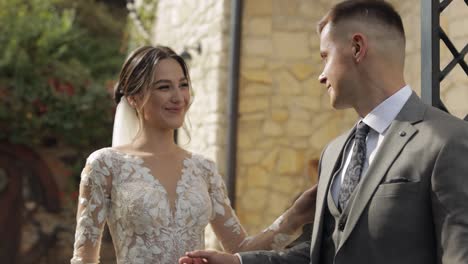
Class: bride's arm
205,160,317,253
71,151,112,264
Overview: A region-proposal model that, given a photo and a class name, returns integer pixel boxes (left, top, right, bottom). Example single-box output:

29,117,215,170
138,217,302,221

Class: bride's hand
179,250,240,264
178,255,206,264
288,184,318,228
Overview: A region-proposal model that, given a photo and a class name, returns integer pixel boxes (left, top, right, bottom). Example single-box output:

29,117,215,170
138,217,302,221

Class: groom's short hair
317,0,405,41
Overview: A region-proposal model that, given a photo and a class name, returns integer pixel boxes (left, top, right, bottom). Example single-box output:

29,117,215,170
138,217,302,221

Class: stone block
243,38,273,56
271,109,289,122
242,57,266,69
268,192,292,216
239,150,264,165
239,112,266,121
287,120,311,137
238,131,256,149
245,0,273,16
290,63,315,80
309,119,340,150
248,17,272,36
256,138,276,149
242,83,272,96
289,136,312,149
272,95,290,107
275,71,302,95
292,96,321,112
239,97,270,113
277,148,304,174
241,70,273,84
260,148,279,170
272,0,299,15
247,166,271,188
303,77,323,97
273,16,309,31
241,188,269,211
273,32,310,59
263,120,284,136
289,107,311,121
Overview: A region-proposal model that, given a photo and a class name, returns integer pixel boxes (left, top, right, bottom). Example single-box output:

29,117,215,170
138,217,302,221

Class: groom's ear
351,33,368,63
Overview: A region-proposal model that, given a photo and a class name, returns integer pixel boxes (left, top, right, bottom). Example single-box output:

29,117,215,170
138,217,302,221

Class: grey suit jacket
240,93,468,264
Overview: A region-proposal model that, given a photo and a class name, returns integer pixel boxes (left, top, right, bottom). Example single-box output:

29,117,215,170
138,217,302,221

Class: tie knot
356,122,370,139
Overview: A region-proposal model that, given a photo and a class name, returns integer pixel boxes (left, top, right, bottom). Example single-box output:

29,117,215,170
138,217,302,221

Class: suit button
338,222,345,231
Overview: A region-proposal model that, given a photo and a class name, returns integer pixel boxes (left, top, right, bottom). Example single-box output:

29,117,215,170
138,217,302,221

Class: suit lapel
310,129,354,262
337,93,426,251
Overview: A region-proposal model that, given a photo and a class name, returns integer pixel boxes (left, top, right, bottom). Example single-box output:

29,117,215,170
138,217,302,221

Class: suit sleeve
238,240,311,264
431,133,468,263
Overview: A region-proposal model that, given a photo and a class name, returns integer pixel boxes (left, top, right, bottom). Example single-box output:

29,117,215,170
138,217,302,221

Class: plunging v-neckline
111,148,193,220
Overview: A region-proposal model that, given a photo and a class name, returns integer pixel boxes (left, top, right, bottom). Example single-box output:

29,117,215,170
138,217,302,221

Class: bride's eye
157,85,170,90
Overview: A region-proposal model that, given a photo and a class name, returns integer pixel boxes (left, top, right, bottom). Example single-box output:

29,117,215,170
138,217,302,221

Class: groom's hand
179,250,240,264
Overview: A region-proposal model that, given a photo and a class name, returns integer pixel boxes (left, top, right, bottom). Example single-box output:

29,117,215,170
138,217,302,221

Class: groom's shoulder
423,106,468,137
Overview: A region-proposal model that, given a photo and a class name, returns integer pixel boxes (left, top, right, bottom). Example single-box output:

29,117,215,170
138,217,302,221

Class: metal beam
439,28,468,80
421,0,441,108
440,44,468,81
226,0,243,209
439,0,454,13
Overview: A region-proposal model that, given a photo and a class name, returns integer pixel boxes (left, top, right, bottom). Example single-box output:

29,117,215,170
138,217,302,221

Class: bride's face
136,58,191,130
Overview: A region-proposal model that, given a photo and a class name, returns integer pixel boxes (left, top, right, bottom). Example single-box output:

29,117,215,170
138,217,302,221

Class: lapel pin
399,131,406,137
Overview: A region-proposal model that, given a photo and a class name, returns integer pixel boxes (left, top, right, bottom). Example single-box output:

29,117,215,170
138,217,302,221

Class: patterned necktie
338,122,371,211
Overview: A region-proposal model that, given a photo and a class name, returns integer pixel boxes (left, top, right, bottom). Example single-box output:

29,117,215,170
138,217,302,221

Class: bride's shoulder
86,147,123,164
189,153,218,172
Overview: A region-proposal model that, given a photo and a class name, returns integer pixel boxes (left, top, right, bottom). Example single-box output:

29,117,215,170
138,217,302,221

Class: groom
181,0,468,264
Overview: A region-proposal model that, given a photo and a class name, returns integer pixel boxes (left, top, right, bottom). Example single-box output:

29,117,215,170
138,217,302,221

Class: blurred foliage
127,0,158,49
0,0,127,182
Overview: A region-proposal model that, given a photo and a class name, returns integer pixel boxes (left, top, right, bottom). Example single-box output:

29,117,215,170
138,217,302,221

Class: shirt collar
361,85,412,134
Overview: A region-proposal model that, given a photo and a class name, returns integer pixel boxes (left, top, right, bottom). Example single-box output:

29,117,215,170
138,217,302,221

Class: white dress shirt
237,85,413,264
330,85,412,203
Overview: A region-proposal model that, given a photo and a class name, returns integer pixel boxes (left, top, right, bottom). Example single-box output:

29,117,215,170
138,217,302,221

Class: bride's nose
170,88,183,103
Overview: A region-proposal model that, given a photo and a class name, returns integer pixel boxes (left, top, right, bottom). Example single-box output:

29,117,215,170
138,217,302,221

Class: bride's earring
128,98,136,109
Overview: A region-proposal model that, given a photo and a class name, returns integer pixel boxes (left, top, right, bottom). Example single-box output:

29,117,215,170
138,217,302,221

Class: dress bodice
71,148,244,264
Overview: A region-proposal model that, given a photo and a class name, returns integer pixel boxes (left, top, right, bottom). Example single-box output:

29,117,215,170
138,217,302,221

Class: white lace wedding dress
71,148,299,264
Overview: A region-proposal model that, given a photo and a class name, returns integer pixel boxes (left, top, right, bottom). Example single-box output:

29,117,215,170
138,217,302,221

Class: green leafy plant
0,0,127,183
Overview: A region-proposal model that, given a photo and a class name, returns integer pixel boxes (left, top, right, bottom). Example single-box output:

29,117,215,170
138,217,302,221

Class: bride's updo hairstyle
114,45,191,105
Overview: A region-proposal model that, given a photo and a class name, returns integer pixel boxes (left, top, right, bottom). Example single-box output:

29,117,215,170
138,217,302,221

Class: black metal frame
421,0,468,117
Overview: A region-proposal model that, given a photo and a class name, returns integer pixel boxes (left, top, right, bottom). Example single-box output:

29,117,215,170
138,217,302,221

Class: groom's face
318,23,357,110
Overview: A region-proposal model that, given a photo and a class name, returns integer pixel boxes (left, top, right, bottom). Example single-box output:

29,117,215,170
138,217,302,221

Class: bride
71,45,316,264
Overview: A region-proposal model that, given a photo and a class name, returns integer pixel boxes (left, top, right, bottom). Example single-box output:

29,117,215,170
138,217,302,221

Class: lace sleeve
206,160,303,253
71,151,112,264
205,160,248,253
